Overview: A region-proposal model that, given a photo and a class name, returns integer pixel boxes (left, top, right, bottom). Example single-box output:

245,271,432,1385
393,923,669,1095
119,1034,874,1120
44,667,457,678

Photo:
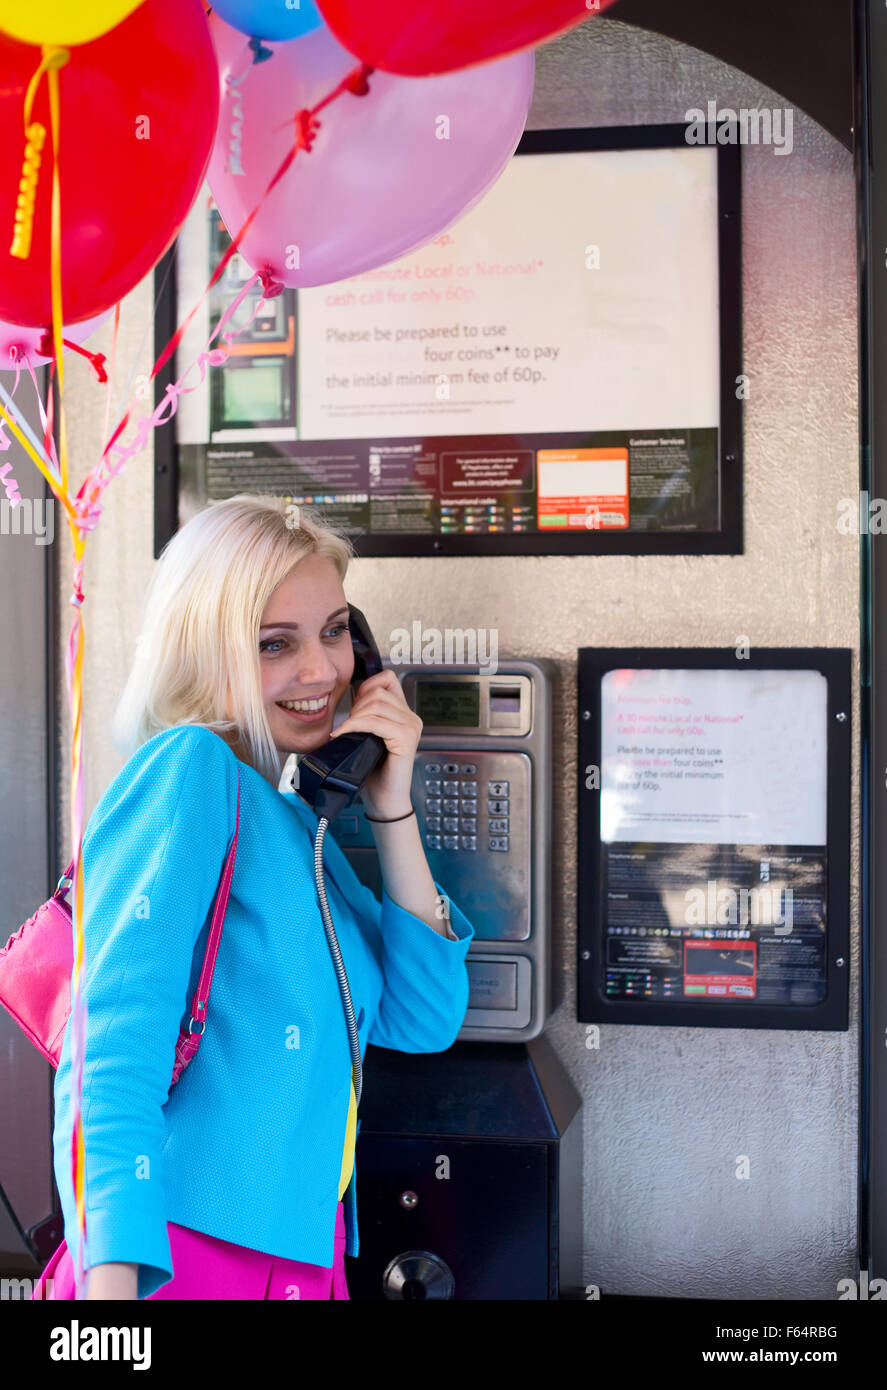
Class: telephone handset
296,604,388,824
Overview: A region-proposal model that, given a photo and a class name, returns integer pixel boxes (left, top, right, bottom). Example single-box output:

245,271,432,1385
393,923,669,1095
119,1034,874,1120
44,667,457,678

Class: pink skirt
31,1200,350,1301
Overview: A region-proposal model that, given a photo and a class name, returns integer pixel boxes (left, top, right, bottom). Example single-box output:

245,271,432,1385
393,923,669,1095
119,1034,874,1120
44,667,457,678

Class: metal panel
858,0,886,1283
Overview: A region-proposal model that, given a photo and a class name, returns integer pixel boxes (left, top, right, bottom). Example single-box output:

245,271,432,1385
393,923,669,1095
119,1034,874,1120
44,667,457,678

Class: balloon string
316,60,374,112
10,46,70,261
88,61,377,519
148,57,373,387
47,62,67,496
101,305,121,451
57,268,269,552
35,330,108,383
42,359,59,479
0,374,21,501
0,366,60,495
93,271,266,497
0,353,59,494
18,52,371,1299
38,50,89,1300
0,391,69,507
22,45,70,127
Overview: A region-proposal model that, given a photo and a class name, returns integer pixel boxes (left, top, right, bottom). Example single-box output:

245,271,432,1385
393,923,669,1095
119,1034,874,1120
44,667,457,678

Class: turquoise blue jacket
52,724,475,1298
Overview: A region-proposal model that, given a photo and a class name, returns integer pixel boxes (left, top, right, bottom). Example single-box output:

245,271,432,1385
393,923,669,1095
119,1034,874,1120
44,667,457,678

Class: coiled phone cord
313,816,363,1107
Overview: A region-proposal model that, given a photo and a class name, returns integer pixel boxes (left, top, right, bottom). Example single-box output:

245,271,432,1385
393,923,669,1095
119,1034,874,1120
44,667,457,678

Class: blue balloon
210,0,323,43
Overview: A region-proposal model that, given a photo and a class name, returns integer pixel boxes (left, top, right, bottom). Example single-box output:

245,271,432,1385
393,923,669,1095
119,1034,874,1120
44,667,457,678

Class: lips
277,694,330,712
275,693,331,723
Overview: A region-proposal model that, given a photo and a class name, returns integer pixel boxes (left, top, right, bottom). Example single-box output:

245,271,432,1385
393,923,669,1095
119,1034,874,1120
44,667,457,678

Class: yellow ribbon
10,46,69,262
13,40,88,1288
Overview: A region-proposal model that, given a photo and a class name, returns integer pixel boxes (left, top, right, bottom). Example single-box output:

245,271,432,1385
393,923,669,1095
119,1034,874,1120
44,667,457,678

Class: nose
295,638,340,688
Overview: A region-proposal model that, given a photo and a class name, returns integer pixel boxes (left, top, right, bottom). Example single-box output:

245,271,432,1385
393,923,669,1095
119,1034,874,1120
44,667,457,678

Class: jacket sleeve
321,830,475,1052
52,725,237,1299
367,881,475,1052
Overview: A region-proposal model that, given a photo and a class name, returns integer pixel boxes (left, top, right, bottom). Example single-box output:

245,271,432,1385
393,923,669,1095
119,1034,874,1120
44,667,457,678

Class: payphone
289,655,580,1297
327,659,555,1041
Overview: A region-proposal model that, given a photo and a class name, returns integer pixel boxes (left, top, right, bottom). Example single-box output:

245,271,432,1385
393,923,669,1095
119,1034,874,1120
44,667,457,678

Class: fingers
334,688,422,742
332,710,418,754
352,679,418,723
354,667,400,697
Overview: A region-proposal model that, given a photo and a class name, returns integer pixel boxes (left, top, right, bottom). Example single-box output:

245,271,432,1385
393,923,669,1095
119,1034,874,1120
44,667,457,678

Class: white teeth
278,695,330,712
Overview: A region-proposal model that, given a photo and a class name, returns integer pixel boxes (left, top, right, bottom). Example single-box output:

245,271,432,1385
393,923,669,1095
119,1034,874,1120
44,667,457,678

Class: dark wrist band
364,807,416,823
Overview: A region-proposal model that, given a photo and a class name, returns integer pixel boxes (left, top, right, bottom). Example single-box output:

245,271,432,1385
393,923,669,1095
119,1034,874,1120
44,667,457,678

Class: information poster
171,131,735,551
599,667,828,1008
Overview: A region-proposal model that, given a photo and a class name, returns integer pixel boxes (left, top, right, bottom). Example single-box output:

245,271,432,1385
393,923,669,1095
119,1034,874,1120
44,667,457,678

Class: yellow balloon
0,0,146,46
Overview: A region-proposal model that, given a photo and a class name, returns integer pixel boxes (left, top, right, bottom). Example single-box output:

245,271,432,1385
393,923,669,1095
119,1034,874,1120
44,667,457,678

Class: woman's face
258,553,355,756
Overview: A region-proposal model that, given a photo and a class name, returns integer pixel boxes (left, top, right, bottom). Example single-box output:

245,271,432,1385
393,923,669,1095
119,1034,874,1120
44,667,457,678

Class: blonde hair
111,495,355,786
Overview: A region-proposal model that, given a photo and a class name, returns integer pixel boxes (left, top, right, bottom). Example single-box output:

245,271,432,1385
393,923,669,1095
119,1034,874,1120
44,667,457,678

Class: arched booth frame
149,0,879,1295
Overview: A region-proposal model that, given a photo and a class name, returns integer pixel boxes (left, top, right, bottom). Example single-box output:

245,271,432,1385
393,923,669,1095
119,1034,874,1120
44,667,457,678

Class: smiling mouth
277,693,331,713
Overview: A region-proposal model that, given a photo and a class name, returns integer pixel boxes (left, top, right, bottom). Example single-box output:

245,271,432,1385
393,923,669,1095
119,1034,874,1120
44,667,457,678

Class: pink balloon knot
259,270,285,298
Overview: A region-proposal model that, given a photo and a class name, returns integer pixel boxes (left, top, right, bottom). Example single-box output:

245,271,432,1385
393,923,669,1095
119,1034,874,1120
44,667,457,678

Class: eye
260,638,286,654
326,623,349,640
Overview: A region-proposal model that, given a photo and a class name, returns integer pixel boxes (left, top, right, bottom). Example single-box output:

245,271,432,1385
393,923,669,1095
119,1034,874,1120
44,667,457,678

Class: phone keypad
419,762,510,854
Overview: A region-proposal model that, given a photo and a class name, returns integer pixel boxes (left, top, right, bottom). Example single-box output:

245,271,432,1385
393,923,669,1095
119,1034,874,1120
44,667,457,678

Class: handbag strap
56,735,242,1038
187,768,240,1034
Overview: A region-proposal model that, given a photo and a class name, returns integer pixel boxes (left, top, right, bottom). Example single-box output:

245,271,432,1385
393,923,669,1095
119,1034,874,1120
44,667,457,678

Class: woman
36,494,475,1300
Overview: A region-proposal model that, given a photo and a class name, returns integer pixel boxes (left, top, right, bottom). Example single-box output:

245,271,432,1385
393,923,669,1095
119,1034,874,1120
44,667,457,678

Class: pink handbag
0,762,240,1088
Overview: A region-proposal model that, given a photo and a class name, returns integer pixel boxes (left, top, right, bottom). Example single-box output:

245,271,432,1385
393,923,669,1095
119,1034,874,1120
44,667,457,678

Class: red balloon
0,0,219,326
315,0,620,76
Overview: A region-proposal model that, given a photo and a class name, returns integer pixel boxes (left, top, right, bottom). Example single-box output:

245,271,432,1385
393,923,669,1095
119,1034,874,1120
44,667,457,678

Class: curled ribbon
225,39,276,178
70,272,271,552
10,46,70,260
0,461,20,503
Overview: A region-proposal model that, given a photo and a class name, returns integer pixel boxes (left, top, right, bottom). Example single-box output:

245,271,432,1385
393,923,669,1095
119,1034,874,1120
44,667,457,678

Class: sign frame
577,647,851,1030
153,122,742,558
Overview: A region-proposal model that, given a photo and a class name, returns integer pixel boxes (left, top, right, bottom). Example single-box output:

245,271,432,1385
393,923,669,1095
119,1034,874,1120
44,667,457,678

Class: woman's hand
328,668,421,818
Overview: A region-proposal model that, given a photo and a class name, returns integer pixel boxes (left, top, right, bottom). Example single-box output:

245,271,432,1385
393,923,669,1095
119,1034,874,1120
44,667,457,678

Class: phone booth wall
43,11,859,1298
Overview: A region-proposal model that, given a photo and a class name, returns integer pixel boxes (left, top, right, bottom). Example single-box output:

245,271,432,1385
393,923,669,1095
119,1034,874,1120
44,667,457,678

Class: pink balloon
0,310,112,372
206,16,534,287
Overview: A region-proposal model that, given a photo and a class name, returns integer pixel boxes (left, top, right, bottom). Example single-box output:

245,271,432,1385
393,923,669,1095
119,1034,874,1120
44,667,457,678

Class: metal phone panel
412,749,531,942
331,660,554,1043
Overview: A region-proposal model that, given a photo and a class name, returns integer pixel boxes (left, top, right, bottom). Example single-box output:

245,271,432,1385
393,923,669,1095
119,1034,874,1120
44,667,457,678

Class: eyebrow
259,606,349,632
